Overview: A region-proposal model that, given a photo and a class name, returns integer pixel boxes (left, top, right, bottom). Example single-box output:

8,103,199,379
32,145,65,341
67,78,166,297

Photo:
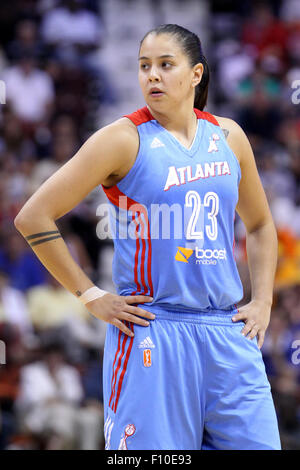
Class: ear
192,63,204,89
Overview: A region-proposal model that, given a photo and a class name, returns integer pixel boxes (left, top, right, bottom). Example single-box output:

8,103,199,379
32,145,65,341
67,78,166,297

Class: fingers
232,306,268,347
257,331,265,349
231,312,246,322
112,318,134,337
125,295,153,304
240,319,256,337
119,311,151,327
240,319,262,344
247,325,260,341
124,304,155,320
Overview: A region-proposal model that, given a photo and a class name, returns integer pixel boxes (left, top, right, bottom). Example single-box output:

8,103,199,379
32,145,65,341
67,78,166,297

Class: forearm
14,215,95,298
245,220,278,306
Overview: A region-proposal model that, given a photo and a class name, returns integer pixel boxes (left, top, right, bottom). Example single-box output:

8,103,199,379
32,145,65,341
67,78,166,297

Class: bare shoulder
212,115,249,165
92,116,138,149
89,116,139,186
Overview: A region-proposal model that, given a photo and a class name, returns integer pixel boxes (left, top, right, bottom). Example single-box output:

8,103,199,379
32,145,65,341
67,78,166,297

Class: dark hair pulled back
140,24,209,111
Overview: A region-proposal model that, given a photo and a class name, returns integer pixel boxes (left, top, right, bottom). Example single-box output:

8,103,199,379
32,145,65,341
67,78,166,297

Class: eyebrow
138,54,175,61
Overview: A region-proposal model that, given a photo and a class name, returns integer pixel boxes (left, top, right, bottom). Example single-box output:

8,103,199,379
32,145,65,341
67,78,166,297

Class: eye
140,63,149,70
161,62,172,68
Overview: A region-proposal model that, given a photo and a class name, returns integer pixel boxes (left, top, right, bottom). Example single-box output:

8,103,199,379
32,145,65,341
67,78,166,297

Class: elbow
14,207,36,231
14,209,55,234
14,211,29,232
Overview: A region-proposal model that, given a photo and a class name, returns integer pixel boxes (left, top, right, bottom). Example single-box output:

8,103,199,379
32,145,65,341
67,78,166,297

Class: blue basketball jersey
102,106,243,311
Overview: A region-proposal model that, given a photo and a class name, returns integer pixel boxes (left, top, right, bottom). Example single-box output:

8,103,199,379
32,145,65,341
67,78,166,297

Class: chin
145,99,168,113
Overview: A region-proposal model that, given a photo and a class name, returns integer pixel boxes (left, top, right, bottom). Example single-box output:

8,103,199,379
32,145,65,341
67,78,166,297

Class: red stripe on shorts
113,322,134,413
109,330,128,410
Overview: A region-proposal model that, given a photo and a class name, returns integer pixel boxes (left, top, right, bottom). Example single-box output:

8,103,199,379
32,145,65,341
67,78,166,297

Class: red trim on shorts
113,322,134,413
109,329,122,408
110,331,129,410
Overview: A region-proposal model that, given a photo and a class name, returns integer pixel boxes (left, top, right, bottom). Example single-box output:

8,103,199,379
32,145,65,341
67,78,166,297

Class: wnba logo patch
175,247,193,263
118,424,136,450
208,133,220,153
143,349,152,367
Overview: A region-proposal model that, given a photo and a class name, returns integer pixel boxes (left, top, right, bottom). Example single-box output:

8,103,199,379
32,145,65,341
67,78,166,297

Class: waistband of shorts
141,304,242,325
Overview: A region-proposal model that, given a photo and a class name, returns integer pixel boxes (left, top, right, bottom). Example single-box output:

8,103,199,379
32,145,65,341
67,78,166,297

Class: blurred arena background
0,0,299,450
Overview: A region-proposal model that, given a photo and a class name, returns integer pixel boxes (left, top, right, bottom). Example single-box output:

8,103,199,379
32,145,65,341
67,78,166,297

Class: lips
149,87,164,95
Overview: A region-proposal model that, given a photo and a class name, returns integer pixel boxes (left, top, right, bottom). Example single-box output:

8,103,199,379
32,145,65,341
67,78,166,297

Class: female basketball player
14,24,281,450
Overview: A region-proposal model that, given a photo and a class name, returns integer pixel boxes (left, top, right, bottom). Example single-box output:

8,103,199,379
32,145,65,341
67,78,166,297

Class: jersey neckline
145,106,204,157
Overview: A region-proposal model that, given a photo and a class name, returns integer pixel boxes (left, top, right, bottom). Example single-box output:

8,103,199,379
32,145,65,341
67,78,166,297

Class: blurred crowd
0,0,299,450
0,0,111,450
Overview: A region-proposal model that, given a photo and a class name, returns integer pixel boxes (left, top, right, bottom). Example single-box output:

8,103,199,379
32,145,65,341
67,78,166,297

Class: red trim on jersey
138,213,147,292
102,184,137,210
234,303,240,314
113,322,134,413
194,109,220,126
146,218,154,296
124,107,154,126
101,184,153,296
124,106,220,127
131,214,142,295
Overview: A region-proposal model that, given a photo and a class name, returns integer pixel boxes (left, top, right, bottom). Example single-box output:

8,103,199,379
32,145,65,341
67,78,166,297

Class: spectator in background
0,269,34,343
0,228,47,292
0,111,36,161
26,272,90,332
2,52,55,134
15,341,103,450
242,3,288,62
26,271,106,364
6,20,46,63
237,78,283,140
41,0,103,67
28,128,79,192
0,322,26,449
41,0,116,106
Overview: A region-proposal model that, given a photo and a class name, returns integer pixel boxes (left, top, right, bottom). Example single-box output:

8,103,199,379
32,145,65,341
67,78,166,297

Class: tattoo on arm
76,291,82,297
222,128,229,139
25,230,62,247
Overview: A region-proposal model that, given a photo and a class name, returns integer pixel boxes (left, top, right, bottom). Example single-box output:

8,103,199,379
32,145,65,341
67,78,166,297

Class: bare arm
14,119,154,336
214,116,278,347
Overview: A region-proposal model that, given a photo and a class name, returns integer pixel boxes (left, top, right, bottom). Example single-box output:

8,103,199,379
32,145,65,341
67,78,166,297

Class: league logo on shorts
143,349,152,367
118,424,136,450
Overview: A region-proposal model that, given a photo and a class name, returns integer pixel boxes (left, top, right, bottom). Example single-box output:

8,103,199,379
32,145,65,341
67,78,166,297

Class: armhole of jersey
113,107,155,189
111,116,143,189
102,107,153,192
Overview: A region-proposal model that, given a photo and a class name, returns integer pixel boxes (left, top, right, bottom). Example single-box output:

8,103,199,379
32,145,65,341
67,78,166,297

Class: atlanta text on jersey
164,161,231,191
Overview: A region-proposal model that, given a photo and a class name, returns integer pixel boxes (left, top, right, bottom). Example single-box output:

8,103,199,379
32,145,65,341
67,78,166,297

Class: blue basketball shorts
103,306,281,450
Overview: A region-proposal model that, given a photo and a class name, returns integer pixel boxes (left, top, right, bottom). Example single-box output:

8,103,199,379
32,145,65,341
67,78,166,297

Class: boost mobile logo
175,247,193,263
175,246,227,264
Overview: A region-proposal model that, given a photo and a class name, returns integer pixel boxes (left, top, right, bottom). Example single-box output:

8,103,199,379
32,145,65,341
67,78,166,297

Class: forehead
139,33,184,59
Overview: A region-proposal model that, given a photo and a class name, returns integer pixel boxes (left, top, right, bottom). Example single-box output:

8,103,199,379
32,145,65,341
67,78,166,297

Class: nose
148,66,160,82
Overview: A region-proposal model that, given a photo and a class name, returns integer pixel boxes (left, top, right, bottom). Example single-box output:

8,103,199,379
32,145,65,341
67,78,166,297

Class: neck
147,102,197,138
147,102,198,147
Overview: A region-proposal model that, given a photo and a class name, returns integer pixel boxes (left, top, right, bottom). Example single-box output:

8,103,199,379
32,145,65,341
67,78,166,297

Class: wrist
251,298,272,308
77,286,109,305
